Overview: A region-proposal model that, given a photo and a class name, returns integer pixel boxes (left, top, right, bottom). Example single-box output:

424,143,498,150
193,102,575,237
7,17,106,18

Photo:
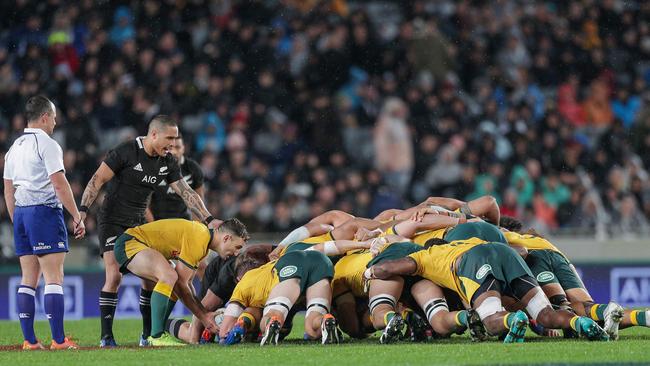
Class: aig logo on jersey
142,175,157,184
611,268,650,307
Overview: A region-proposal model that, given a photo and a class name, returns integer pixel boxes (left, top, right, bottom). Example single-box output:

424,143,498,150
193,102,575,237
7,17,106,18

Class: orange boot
22,340,46,350
50,337,79,350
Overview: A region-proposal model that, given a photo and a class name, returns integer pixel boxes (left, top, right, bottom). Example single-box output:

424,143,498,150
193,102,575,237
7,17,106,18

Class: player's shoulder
111,137,139,156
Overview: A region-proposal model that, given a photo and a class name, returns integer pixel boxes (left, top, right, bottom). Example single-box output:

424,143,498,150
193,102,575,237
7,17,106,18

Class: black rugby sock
140,289,153,338
99,291,118,339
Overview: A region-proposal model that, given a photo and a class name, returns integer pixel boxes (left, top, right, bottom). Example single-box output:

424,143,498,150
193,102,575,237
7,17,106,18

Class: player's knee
369,293,397,329
159,268,178,285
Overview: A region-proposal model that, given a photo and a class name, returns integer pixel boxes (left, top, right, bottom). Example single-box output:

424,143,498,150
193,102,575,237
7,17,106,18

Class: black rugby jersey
149,157,204,220
99,137,182,226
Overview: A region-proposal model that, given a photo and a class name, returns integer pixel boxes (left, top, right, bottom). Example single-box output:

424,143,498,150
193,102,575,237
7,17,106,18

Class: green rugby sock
455,310,468,327
384,311,396,326
151,282,173,338
164,299,177,322
504,313,516,330
589,304,607,321
630,310,648,326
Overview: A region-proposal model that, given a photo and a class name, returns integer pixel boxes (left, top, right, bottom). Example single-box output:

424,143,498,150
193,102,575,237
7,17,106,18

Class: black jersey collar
136,136,145,149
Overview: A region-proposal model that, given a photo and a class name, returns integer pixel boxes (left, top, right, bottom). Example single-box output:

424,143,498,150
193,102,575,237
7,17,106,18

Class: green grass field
1,317,649,365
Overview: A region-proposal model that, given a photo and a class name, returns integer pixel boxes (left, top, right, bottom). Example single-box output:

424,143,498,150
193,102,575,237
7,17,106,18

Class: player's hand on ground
73,217,86,239
268,246,283,261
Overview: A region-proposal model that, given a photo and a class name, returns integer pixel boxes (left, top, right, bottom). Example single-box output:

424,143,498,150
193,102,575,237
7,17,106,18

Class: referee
3,96,85,350
78,115,221,347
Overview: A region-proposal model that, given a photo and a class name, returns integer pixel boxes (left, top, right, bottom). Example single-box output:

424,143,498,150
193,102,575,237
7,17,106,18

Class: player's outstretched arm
175,262,218,333
307,239,371,256
170,178,221,228
79,162,115,218
365,258,417,280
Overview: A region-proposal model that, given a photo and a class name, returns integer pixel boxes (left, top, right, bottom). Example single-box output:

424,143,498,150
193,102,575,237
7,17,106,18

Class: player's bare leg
368,277,404,343
260,278,301,345
127,249,185,346
303,279,340,344
566,287,635,339
411,279,468,337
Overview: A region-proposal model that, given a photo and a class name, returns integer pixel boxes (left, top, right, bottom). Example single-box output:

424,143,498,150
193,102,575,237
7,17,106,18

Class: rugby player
113,218,248,346
165,245,272,344
219,240,371,345
500,216,650,340
79,115,221,347
146,133,204,221
365,238,609,342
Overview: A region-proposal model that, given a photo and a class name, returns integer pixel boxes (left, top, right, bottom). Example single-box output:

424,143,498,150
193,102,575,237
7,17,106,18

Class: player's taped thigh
306,297,330,317
224,302,244,318
422,298,449,322
263,296,293,319
526,290,552,320
475,296,504,320
369,294,397,315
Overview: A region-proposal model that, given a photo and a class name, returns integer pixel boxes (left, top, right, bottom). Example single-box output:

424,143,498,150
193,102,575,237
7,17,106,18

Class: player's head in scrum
147,114,179,157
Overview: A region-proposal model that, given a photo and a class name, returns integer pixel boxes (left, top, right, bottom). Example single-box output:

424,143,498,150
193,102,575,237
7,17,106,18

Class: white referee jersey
3,128,65,207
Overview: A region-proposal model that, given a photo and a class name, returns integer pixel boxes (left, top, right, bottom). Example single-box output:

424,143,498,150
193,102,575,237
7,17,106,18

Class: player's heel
321,313,342,344
260,317,282,346
379,314,404,344
576,317,609,341
603,302,624,341
503,311,528,344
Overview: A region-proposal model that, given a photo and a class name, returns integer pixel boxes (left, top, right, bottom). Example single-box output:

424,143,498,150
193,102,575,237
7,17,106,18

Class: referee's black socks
99,291,118,339
140,289,153,338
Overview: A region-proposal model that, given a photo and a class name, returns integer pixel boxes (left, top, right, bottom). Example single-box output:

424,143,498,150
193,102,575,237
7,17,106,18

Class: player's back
125,219,210,262
503,231,561,253
230,261,279,308
333,250,372,297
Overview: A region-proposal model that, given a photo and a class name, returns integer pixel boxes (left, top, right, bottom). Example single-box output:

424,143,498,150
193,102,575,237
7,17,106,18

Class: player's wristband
79,205,89,213
203,215,214,226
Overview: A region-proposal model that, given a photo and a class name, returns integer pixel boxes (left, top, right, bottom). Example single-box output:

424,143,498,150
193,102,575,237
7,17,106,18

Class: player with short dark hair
113,218,248,346
78,114,222,347
146,133,204,221
4,96,85,350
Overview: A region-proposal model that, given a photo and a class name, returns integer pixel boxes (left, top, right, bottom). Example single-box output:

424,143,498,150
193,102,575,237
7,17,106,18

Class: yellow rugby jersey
277,231,335,257
302,231,334,244
408,239,485,303
332,250,372,298
503,231,561,253
229,261,279,309
125,219,211,269
412,228,447,245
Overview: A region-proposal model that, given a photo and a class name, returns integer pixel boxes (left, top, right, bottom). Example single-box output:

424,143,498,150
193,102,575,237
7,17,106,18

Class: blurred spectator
0,0,649,265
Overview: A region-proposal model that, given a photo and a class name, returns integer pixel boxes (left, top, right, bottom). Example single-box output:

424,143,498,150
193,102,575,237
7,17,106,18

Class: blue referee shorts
14,205,68,256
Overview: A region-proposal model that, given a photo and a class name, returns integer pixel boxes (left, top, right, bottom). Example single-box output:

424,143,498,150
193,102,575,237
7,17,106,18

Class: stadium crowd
1,0,650,261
